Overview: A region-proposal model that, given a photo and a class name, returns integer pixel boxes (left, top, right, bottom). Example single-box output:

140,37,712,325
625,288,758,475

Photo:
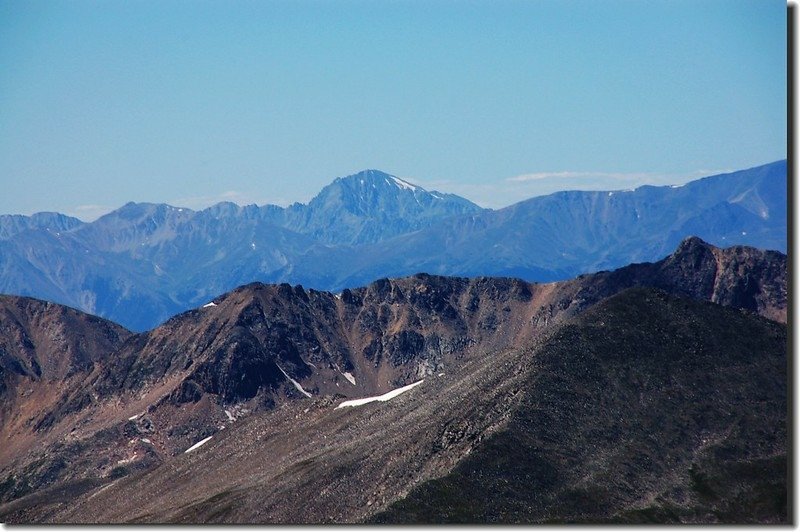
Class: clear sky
0,0,787,218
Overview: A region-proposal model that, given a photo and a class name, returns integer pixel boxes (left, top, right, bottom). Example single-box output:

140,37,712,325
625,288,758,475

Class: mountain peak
0,211,84,239
283,170,482,245
98,202,192,223
333,169,422,193
674,235,712,253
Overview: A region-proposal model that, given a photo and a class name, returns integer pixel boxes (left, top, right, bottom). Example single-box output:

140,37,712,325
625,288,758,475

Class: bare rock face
0,238,787,522
641,236,787,321
559,236,787,323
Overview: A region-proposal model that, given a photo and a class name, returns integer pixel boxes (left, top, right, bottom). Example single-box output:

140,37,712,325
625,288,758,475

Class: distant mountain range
0,160,785,331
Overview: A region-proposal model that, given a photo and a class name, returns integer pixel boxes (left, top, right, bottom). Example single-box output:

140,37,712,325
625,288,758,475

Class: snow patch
203,302,217,308
225,410,235,422
388,176,419,191
277,364,312,398
184,436,213,453
88,479,121,501
116,453,138,465
128,414,140,421
141,438,151,444
342,372,356,385
334,293,342,300
335,380,424,409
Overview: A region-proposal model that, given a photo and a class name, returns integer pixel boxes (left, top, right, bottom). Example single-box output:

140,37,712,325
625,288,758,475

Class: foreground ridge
0,237,787,523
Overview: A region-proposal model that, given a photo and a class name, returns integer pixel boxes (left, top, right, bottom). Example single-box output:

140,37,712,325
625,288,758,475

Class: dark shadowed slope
371,288,787,524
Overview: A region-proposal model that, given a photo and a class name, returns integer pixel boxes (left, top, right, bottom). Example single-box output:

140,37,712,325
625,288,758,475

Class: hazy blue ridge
0,161,785,331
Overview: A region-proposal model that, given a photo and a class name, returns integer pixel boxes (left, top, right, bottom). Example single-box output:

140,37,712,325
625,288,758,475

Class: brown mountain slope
0,296,130,462
0,237,787,515
2,287,785,523
87,236,787,421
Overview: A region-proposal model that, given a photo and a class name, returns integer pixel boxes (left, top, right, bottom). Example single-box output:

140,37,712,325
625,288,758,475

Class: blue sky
0,0,787,218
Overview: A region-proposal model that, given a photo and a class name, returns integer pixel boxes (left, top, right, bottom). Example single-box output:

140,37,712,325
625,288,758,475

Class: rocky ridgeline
0,237,787,523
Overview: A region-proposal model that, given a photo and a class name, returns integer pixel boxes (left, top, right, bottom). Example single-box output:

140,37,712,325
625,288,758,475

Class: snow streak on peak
387,176,420,192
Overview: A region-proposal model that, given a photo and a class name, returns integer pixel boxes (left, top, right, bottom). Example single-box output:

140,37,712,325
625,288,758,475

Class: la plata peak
336,169,422,191
323,169,457,202
347,170,448,198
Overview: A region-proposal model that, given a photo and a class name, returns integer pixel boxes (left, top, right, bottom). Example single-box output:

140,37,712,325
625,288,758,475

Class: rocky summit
0,237,787,524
